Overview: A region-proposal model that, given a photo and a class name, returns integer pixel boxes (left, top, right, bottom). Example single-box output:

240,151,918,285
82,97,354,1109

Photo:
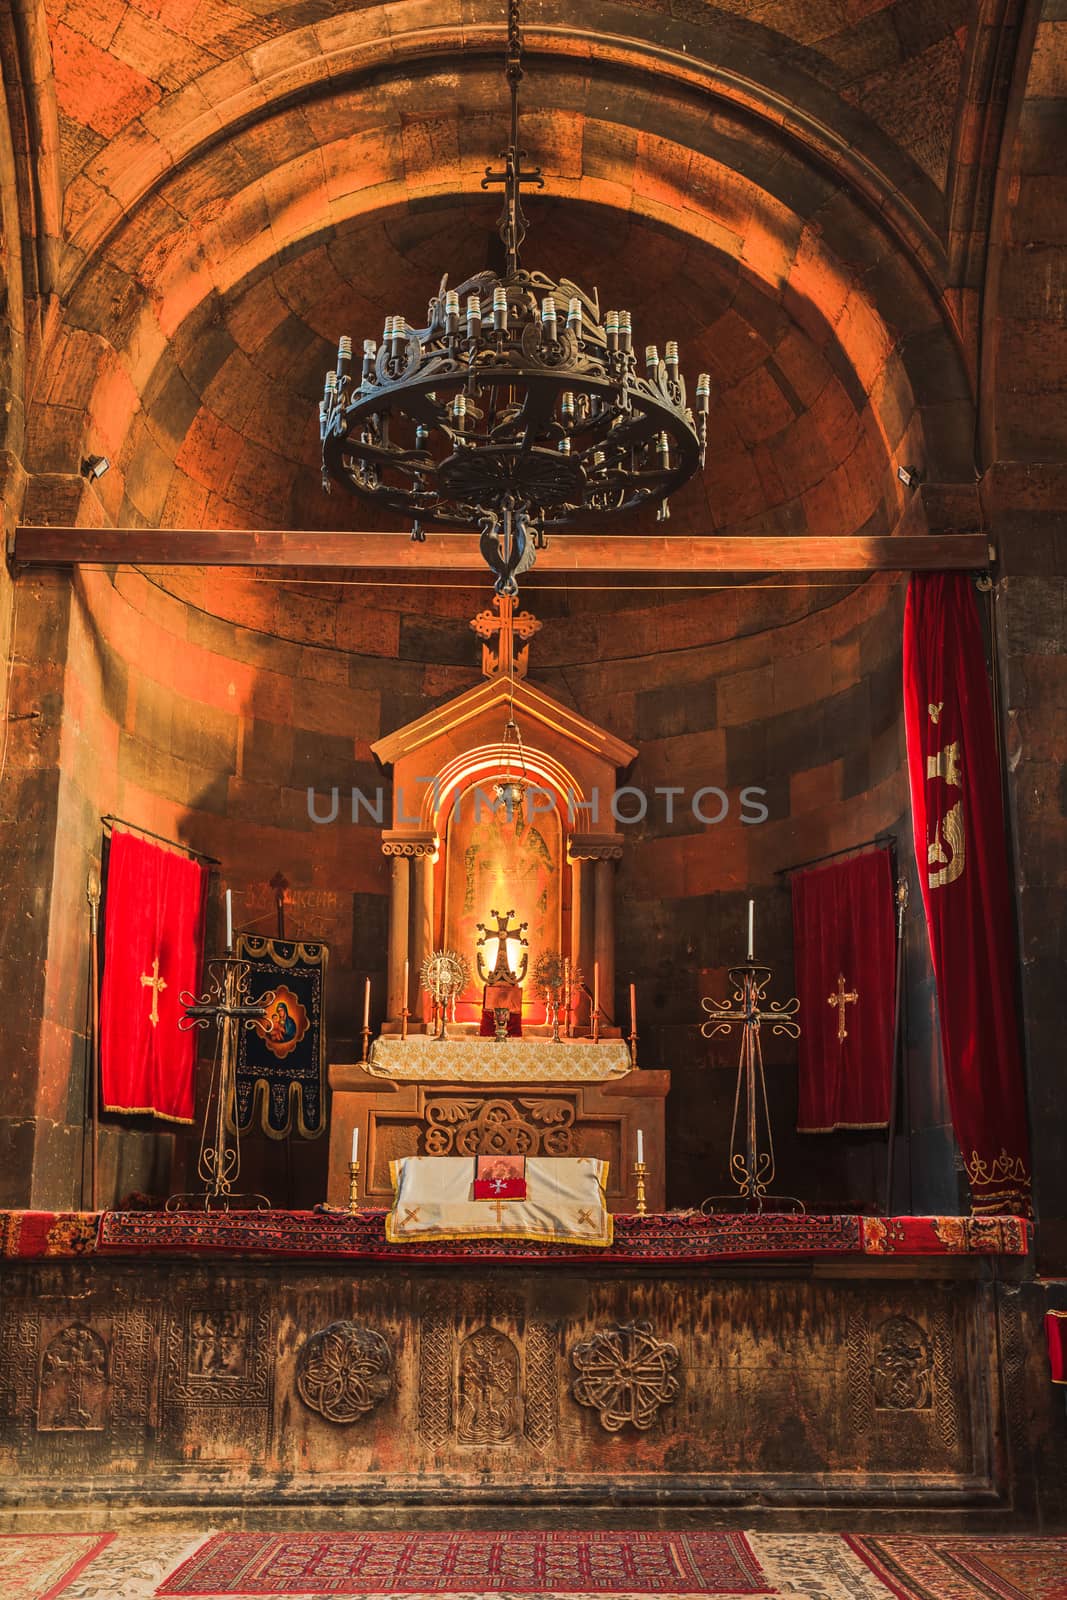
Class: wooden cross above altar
469,596,542,679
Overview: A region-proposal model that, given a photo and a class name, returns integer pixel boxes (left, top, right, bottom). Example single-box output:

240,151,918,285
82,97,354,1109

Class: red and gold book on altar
99,829,209,1123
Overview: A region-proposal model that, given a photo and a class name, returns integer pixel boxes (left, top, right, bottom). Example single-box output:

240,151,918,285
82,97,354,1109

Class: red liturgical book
473,1155,527,1201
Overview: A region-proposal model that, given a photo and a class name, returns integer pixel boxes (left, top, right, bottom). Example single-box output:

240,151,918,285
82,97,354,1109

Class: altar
1,1204,1056,1530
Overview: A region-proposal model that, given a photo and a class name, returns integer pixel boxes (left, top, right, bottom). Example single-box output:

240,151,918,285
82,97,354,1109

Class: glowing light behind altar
443,782,561,1015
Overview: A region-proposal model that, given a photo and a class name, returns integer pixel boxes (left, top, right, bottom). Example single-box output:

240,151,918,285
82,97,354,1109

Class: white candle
351,1126,359,1162
637,1128,644,1164
225,888,233,951
629,982,637,1035
593,960,600,1021
362,976,370,1030
747,897,754,961
403,957,409,1009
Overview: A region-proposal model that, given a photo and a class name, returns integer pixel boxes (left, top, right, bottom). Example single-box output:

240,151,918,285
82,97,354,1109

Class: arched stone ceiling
22,1,989,549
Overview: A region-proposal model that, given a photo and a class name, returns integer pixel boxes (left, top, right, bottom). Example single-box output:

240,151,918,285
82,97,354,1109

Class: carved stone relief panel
457,1328,520,1444
37,1325,108,1431
873,1316,934,1410
296,1322,393,1425
161,1296,273,1463
571,1321,680,1432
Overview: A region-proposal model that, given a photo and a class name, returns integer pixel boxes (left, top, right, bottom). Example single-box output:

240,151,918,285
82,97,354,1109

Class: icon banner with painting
233,935,327,1139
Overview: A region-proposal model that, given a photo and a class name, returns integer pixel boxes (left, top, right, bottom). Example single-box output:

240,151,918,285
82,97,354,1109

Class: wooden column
412,849,436,1023
594,856,616,1027
386,852,410,1021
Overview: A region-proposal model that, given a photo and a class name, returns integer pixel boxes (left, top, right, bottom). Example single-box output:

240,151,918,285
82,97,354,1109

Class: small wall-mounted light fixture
896,464,921,489
81,455,110,481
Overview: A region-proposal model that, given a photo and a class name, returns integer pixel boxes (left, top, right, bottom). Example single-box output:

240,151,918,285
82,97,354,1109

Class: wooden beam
12,526,990,573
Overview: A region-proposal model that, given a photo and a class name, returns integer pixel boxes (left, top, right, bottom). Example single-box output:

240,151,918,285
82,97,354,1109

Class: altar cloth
385,1155,613,1245
3,1208,1028,1263
366,1034,633,1081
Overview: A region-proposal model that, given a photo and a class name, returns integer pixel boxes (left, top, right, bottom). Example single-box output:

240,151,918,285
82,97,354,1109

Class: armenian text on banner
233,935,327,1139
99,829,208,1123
903,572,1032,1216
791,847,896,1132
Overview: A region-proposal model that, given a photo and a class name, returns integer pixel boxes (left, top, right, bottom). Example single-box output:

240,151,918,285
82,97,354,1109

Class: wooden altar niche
328,601,669,1212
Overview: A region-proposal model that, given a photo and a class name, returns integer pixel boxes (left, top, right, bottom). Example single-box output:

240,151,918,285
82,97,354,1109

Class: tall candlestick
593,961,600,1031
351,1126,359,1162
637,1128,644,1163
630,982,637,1036
362,976,370,1030
747,898,754,962
225,888,233,952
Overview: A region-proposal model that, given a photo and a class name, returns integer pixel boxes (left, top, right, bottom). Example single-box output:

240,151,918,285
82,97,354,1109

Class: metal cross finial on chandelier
319,0,711,596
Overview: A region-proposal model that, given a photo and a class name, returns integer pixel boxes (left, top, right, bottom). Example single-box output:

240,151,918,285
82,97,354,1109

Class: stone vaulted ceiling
1,0,1057,548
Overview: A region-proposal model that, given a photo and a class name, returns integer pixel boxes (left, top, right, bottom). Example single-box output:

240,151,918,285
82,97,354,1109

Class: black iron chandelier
320,0,709,595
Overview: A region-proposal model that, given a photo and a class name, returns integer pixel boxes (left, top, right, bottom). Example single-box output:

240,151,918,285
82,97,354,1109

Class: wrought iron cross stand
700,960,802,1213
168,959,273,1210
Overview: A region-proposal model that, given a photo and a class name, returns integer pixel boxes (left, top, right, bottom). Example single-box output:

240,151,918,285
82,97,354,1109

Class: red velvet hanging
791,848,896,1132
903,573,1032,1216
99,829,208,1123
1046,1312,1067,1386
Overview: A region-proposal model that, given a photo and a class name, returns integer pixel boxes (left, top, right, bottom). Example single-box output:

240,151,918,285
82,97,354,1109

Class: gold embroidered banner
367,1036,633,1082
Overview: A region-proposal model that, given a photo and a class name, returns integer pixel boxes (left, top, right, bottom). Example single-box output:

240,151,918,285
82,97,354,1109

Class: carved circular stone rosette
296,1321,393,1425
571,1320,680,1432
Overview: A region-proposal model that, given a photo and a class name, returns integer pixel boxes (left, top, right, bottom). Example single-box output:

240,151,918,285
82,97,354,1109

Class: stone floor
2,1527,1066,1599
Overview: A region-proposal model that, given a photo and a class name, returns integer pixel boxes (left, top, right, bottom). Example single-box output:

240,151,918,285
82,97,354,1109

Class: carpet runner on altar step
156,1530,770,1595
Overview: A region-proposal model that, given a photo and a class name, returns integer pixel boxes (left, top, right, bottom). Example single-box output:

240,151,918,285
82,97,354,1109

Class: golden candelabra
633,1160,648,1216
700,961,802,1213
420,950,471,1040
169,959,273,1211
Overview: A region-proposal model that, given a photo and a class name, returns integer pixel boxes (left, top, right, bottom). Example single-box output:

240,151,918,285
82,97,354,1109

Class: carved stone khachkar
37,1325,108,1432
458,1328,520,1444
423,1096,578,1157
571,1321,680,1432
872,1315,934,1411
296,1322,393,1425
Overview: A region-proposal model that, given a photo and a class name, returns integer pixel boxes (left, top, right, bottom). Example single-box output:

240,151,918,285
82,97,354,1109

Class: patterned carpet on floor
0,1534,114,1600
845,1536,1067,1600
2,1529,1067,1599
154,1531,771,1596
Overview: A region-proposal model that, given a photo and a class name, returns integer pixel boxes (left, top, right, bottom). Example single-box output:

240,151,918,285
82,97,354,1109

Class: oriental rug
845,1534,1067,1600
88,1208,1030,1265
0,1532,113,1600
155,1530,772,1595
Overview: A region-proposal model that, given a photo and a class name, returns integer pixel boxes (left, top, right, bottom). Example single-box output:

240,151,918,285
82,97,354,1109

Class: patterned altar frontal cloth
386,1155,612,1245
367,1035,633,1081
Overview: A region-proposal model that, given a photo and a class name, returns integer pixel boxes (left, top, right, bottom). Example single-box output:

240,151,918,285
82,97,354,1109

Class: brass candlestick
348,1159,361,1212
360,1023,372,1063
633,1160,648,1216
628,1027,638,1068
400,1004,409,1041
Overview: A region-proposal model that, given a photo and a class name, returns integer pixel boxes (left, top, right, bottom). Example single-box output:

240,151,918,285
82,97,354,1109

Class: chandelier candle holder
169,959,273,1211
699,914,802,1213
420,949,472,1040
320,0,710,596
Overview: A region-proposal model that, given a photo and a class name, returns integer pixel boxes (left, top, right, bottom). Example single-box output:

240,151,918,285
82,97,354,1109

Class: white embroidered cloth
367,1036,632,1082
385,1155,613,1246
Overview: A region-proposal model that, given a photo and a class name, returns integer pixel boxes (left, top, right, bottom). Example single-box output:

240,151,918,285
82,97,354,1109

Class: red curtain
903,573,1032,1216
99,829,208,1123
791,848,896,1132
